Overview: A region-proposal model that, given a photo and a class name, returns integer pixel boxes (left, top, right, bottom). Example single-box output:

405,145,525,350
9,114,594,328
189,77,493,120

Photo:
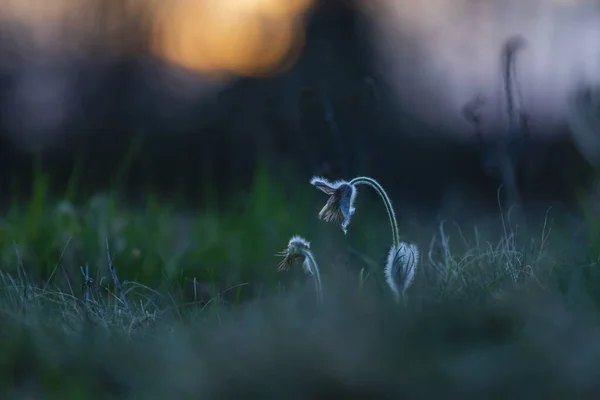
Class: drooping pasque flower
310,177,357,234
310,174,420,303
277,235,323,303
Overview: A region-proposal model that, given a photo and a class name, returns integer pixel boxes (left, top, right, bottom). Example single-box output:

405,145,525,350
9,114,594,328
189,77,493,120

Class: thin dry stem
106,237,130,311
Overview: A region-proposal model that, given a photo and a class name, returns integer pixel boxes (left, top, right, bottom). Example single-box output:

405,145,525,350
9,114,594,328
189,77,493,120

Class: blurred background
4,3,600,395
0,0,599,218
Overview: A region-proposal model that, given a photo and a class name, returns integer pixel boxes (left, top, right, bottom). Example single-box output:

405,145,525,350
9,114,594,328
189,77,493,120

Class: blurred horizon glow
0,0,315,76
1,0,600,150
0,0,316,151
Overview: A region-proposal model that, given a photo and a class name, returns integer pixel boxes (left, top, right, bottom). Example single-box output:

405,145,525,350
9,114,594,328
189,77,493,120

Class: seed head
277,235,323,304
277,235,312,273
310,176,357,234
385,242,419,301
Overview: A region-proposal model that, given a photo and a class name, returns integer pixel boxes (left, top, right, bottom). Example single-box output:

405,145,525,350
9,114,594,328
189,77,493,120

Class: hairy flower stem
303,250,323,304
349,177,399,248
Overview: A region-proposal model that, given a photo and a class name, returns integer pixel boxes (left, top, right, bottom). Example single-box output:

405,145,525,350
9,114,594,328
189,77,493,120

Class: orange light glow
150,0,315,77
231,0,315,16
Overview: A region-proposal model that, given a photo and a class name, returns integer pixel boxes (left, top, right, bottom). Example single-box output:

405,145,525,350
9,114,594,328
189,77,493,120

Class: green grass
1,165,324,300
3,164,600,398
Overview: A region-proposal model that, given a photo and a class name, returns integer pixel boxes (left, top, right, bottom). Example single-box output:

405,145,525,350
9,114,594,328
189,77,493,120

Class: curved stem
349,176,399,248
302,250,323,305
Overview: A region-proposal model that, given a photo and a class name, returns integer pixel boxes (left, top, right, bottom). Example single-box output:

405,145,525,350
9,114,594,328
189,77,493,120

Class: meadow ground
2,166,600,399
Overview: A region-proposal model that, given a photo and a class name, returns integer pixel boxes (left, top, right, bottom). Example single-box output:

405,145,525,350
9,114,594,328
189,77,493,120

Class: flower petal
337,183,357,232
310,176,337,195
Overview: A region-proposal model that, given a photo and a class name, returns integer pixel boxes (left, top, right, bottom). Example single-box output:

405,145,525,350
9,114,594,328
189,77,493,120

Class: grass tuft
2,166,600,397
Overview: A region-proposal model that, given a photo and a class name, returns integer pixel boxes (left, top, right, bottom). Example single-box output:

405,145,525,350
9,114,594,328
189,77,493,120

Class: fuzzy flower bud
385,242,419,302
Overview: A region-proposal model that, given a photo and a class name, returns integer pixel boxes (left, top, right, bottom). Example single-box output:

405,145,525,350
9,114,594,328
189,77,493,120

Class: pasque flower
311,175,418,302
310,177,357,234
277,235,323,304
311,176,398,245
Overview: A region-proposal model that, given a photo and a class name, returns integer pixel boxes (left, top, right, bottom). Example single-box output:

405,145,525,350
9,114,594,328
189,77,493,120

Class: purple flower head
310,176,357,234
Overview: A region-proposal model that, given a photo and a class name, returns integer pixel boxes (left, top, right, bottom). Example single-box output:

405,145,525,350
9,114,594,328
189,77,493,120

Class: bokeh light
150,0,316,77
0,0,315,76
